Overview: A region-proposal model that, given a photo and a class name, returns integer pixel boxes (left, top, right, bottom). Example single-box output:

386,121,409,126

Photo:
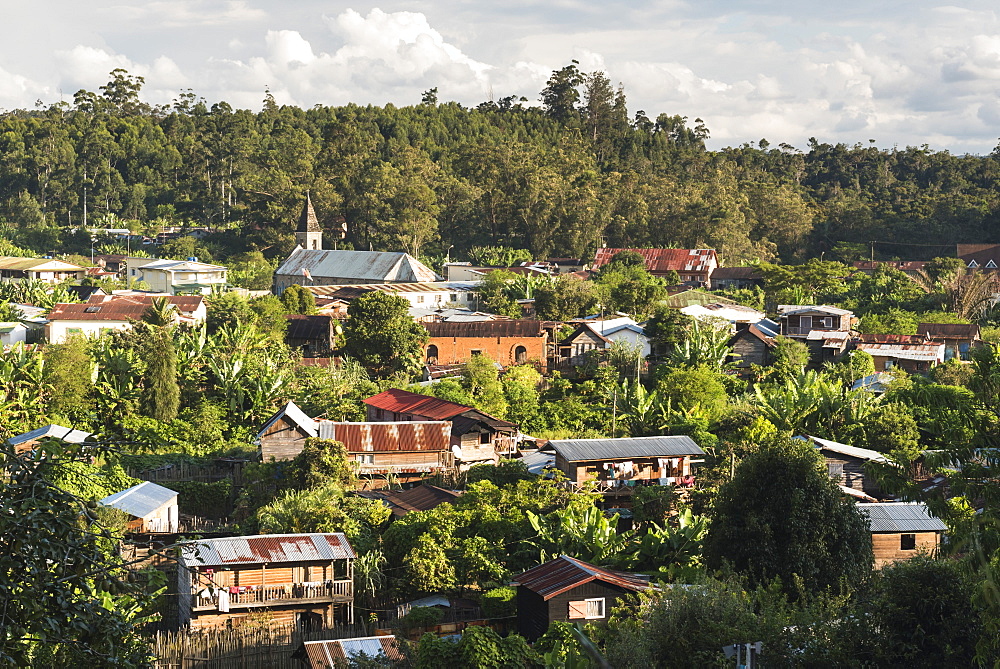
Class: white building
582,317,652,357
45,294,207,343
306,281,481,311
0,257,86,284
126,258,228,295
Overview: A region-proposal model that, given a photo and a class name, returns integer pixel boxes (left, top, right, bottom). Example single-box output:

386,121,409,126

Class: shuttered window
567,600,588,619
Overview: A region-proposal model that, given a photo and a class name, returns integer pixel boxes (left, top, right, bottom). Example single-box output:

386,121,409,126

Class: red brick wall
425,335,547,370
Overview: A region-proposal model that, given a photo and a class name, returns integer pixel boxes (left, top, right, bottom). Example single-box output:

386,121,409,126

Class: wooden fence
150,622,376,669
129,460,248,485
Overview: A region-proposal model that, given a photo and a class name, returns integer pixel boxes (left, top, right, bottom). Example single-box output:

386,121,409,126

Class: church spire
295,192,322,250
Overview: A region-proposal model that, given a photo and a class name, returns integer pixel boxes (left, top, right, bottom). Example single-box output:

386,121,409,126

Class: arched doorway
514,345,527,364
426,344,439,364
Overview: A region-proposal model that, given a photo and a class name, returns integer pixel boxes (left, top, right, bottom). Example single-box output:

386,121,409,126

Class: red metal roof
512,555,654,600
916,322,980,339
591,248,717,273
364,388,474,420
856,334,932,345
317,421,451,452
47,294,203,321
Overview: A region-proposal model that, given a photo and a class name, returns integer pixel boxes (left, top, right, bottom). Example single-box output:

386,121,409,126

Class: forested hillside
2,65,1000,265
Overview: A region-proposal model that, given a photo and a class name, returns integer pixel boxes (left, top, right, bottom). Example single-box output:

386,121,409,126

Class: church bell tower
295,192,322,250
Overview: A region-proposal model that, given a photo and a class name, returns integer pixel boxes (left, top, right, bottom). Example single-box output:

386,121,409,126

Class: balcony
193,579,352,611
561,477,696,494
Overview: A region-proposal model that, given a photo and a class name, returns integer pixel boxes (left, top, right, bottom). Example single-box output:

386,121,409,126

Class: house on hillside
709,266,763,290
273,249,440,294
728,324,776,373
0,256,87,284
45,294,206,343
293,636,403,668
917,322,981,361
364,388,518,465
862,502,947,568
777,305,854,338
177,533,355,630
555,323,611,370
424,320,553,369
591,248,718,284
285,314,335,357
549,436,705,495
854,334,945,373
100,481,178,533
958,243,1000,269
5,424,91,455
851,260,927,277
803,435,891,500
318,421,455,484
126,258,228,295
680,302,765,329
255,401,318,461
512,555,656,641
0,320,29,345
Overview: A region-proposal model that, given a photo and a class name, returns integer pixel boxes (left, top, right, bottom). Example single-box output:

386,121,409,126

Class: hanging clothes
217,589,230,613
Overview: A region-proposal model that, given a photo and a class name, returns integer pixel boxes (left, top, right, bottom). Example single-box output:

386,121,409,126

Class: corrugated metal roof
512,555,654,600
520,450,556,474
592,248,717,273
307,280,478,296
318,421,451,452
285,314,332,340
255,400,318,442
47,294,204,321
0,256,85,272
807,435,890,463
549,436,705,462
374,485,462,516
854,342,944,362
861,502,948,533
100,481,177,518
275,248,440,283
364,388,474,420
298,637,402,667
425,320,545,338
6,424,91,446
916,323,980,339
179,533,355,567
777,304,854,316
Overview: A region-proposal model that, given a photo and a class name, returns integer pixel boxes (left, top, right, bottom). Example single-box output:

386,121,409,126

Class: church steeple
295,192,322,250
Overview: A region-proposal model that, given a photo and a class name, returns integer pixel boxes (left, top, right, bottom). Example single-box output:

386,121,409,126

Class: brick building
423,320,554,370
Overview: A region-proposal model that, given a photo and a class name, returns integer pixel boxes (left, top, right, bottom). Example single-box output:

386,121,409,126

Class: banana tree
527,506,632,566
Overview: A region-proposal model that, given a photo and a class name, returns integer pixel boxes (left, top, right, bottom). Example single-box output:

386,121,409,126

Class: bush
172,480,232,519
399,606,444,635
480,586,516,619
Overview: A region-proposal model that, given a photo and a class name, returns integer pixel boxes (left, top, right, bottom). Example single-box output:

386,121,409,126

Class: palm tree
142,297,176,326
914,267,999,321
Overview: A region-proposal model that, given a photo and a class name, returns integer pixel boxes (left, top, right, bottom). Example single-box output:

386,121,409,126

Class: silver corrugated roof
807,435,890,463
255,400,318,443
100,481,177,518
179,533,356,567
6,424,91,446
275,248,440,283
861,502,948,533
549,436,704,462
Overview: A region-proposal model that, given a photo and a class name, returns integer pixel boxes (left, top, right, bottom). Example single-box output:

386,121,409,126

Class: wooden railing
194,580,352,610
560,478,696,493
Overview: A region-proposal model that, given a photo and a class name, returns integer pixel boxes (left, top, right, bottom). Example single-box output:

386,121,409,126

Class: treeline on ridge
2,65,1000,265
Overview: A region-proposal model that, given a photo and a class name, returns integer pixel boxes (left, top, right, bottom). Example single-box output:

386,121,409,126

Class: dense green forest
2,65,999,266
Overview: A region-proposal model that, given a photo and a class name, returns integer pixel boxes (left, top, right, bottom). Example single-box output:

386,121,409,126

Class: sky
4,1,1000,153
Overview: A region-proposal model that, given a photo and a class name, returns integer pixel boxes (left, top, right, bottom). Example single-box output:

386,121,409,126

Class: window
426,344,438,364
799,315,813,331
821,317,833,328
470,349,482,356
827,463,844,479
417,295,425,303
479,432,491,445
900,534,916,551
356,454,374,465
450,294,458,302
569,598,606,619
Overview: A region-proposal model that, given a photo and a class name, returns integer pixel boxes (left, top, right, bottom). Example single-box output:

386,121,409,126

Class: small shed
100,481,179,533
512,555,655,641
862,502,947,568
5,423,91,455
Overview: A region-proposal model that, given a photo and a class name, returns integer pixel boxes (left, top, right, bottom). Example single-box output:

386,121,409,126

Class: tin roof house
862,502,947,568
591,248,718,285
512,555,656,641
273,249,439,294
177,533,355,630
100,481,178,534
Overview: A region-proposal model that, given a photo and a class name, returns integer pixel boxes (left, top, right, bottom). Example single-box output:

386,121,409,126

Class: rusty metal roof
275,248,440,283
592,248,717,273
296,636,402,667
360,485,463,517
48,294,203,321
179,533,355,567
855,341,945,362
916,322,980,339
425,320,545,338
317,420,451,452
512,555,654,600
364,388,474,420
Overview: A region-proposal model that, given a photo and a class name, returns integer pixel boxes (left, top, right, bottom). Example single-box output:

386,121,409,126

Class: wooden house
861,502,947,568
423,320,552,370
548,436,705,495
554,323,610,370
177,533,355,630
512,555,656,641
255,401,318,461
805,435,890,500
854,334,945,373
777,305,853,338
728,324,776,373
709,266,763,290
293,636,403,668
363,389,518,465
285,315,335,357
916,322,981,361
99,481,178,533
318,420,455,484
5,424,91,455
